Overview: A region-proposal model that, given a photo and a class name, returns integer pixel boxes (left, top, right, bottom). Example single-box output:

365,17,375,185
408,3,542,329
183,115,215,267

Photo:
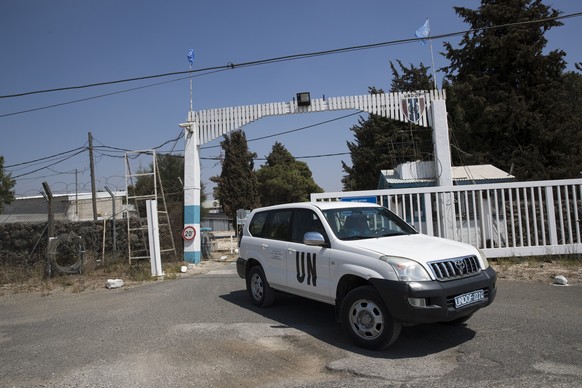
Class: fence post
545,186,558,247
424,193,434,235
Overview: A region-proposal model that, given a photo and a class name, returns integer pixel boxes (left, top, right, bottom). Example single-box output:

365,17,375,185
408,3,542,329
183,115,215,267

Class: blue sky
2,1,581,198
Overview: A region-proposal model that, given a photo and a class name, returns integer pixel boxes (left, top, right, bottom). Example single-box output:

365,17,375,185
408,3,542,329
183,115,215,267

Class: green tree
210,130,261,226
0,156,15,214
256,142,323,206
342,62,434,190
442,0,578,179
552,70,582,175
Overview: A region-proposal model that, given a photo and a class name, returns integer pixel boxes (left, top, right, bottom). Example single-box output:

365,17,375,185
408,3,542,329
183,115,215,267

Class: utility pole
88,132,98,221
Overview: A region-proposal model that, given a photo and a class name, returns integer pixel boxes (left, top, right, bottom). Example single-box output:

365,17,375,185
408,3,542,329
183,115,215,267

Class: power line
5,146,87,171
91,130,184,156
0,69,227,119
11,148,87,179
7,130,182,185
0,78,185,119
2,11,579,101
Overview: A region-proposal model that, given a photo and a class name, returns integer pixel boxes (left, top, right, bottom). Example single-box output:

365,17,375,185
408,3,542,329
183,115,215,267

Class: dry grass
491,255,582,284
2,253,580,297
0,252,187,297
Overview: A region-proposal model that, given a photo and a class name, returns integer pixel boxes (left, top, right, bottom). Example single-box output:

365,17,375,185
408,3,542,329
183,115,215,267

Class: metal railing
311,178,582,258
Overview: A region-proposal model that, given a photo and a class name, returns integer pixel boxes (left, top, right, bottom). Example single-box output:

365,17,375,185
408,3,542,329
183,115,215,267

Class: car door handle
261,244,269,249
288,248,296,255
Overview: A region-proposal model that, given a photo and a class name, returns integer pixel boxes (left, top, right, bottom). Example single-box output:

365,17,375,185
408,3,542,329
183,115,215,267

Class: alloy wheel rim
251,273,264,300
349,299,384,340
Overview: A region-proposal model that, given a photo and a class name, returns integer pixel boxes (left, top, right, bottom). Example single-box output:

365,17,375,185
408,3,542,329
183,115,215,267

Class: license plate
454,289,484,308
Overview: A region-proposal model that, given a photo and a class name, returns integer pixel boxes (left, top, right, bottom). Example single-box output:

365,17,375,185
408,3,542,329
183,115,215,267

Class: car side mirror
304,232,329,247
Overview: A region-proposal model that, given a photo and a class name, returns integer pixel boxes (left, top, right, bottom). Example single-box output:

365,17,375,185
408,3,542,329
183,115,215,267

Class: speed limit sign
182,226,196,241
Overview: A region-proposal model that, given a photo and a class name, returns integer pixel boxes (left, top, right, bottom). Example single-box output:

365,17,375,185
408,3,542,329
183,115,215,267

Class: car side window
291,209,328,244
266,210,293,241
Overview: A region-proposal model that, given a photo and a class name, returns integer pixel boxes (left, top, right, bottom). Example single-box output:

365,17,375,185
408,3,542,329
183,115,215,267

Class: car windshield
321,206,417,241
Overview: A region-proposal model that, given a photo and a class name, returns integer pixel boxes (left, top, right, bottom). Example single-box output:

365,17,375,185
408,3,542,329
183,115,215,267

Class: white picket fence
311,179,582,258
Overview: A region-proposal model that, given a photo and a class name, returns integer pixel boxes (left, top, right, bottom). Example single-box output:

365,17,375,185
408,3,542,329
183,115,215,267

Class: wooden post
42,182,53,278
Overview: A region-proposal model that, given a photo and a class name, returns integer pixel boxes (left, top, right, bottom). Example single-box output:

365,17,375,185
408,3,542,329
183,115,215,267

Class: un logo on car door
296,251,317,286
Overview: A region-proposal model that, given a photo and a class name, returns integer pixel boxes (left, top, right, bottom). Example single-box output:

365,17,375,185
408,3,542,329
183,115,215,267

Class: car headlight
478,249,490,269
380,256,431,281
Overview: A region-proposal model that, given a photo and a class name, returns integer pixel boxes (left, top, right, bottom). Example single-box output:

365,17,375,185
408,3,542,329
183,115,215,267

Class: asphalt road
1,262,581,387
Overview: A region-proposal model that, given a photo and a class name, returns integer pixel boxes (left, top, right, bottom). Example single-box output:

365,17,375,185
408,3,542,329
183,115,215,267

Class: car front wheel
340,286,401,350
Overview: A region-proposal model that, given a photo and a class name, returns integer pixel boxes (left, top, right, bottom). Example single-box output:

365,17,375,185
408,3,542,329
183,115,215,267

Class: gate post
182,112,201,263
430,100,455,239
430,99,453,187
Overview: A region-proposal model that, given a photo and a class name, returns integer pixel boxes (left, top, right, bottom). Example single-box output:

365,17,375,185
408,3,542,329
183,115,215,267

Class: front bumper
369,267,497,324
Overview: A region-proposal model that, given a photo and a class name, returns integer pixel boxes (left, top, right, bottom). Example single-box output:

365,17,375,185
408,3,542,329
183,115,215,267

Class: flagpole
187,48,194,112
415,18,438,91
428,38,438,91
189,62,193,112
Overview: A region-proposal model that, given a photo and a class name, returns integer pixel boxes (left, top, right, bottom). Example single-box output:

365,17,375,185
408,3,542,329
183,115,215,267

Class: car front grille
429,255,481,281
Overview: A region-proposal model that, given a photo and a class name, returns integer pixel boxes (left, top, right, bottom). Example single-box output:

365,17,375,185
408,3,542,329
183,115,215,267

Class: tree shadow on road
220,289,477,359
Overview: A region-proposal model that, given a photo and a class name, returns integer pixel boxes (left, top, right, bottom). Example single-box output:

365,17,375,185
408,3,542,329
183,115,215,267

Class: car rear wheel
246,265,275,307
340,286,401,350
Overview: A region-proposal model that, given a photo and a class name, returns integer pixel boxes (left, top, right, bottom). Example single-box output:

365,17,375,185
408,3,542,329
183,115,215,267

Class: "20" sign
182,226,196,241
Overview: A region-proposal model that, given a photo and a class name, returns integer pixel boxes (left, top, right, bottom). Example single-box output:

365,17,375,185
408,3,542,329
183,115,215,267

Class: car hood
337,234,479,262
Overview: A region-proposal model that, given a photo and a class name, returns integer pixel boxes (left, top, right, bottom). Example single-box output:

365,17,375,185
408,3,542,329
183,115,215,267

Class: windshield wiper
377,231,406,237
341,235,370,240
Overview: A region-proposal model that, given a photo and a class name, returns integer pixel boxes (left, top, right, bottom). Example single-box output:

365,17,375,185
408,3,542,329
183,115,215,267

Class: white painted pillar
430,100,453,187
430,100,455,239
182,111,201,263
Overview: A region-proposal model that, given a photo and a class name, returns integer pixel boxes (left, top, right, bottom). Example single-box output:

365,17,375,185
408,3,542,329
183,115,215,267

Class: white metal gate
311,178,582,258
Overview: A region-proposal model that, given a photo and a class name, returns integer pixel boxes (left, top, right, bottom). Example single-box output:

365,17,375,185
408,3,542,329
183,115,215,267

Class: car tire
340,286,401,350
246,265,275,307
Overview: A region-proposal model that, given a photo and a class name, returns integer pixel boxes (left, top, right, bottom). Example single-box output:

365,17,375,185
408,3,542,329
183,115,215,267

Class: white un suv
236,201,497,350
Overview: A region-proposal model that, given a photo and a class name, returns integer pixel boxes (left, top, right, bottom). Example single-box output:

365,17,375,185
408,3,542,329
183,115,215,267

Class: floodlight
296,92,311,106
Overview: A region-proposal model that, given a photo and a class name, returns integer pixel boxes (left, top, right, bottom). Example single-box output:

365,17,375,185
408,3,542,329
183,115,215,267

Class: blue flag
187,48,195,65
415,19,430,45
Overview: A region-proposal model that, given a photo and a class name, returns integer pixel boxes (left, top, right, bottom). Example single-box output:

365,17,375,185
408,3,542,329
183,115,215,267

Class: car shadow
220,289,476,358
